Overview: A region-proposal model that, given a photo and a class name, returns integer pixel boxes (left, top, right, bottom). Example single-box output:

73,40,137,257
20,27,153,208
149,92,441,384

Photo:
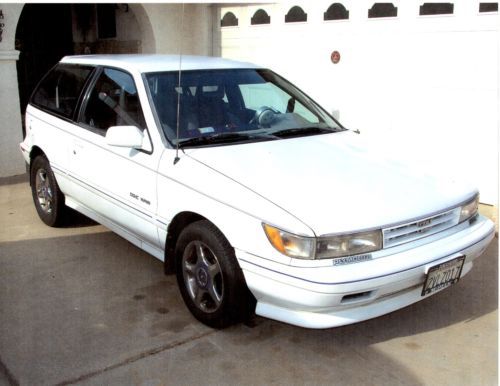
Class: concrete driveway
0,175,497,386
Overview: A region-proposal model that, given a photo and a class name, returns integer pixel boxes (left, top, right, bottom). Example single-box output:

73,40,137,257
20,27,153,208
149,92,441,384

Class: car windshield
145,69,345,147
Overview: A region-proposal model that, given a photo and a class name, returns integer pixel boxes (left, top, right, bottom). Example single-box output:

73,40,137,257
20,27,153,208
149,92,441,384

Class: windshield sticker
199,127,215,134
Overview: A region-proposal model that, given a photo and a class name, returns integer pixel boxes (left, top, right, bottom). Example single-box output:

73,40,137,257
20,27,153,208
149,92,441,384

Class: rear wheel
30,155,67,226
175,220,251,328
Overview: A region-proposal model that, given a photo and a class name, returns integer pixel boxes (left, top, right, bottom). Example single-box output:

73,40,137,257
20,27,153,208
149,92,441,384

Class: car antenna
174,3,185,165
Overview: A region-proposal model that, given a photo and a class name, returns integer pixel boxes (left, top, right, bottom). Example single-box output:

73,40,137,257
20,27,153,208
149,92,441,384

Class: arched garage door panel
216,4,498,205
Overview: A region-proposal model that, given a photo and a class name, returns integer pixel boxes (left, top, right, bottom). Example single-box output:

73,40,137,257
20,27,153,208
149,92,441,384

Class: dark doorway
16,4,74,124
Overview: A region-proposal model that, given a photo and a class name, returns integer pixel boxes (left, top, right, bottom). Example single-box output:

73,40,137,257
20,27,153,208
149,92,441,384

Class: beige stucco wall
139,4,214,55
0,3,26,177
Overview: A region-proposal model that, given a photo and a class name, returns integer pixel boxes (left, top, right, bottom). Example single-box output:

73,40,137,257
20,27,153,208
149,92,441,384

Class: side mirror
105,125,144,149
331,109,340,121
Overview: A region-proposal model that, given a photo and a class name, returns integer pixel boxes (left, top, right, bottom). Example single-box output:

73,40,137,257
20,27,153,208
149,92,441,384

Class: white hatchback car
20,55,495,329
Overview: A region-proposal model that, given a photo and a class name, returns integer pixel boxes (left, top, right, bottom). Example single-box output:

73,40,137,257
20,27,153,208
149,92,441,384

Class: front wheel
175,220,252,328
30,155,67,227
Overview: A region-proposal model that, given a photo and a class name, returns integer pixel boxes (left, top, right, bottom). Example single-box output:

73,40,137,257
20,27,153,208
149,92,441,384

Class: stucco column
0,4,26,177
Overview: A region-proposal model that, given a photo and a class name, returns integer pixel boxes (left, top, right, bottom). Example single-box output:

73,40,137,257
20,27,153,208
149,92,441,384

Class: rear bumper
237,215,495,329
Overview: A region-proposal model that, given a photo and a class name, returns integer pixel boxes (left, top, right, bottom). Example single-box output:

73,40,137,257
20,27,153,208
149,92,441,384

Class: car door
68,66,162,252
27,64,95,188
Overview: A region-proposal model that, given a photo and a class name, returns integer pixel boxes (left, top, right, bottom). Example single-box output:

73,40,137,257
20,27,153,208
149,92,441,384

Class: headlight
262,224,315,259
459,195,479,223
316,230,382,259
263,223,382,260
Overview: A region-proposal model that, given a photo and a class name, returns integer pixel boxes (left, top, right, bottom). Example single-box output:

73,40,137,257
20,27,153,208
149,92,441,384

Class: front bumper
237,215,495,329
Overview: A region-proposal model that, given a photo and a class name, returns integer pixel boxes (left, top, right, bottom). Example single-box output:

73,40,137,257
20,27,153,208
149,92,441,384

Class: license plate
421,256,465,296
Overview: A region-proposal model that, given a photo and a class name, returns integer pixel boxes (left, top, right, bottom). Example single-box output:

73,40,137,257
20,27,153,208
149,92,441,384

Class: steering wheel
251,106,276,128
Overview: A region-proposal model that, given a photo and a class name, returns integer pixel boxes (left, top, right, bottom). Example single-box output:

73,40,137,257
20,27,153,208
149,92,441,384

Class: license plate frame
421,256,465,296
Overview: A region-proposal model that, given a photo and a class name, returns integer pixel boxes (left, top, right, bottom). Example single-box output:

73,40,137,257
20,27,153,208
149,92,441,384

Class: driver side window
239,82,319,123
81,68,146,135
239,83,287,112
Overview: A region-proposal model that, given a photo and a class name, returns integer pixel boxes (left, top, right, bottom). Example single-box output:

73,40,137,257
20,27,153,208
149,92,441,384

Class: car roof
60,54,262,73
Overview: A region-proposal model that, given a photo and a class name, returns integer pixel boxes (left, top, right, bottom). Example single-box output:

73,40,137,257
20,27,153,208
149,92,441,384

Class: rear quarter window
31,64,94,119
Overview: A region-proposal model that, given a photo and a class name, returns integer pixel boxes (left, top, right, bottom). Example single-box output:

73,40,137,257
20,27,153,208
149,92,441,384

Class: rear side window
31,64,93,119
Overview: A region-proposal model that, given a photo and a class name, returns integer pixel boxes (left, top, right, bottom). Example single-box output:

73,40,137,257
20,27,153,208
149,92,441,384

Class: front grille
382,208,461,248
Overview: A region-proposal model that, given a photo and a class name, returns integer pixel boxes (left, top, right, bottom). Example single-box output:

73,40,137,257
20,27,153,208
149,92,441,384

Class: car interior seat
197,85,227,128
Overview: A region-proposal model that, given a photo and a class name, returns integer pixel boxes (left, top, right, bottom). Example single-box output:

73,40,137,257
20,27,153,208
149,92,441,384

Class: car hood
184,132,476,236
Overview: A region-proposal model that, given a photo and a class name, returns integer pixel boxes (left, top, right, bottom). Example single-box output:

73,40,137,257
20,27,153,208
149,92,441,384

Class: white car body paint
21,55,495,328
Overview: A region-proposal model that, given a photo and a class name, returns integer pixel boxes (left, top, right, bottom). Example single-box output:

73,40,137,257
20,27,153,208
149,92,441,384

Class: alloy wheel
182,240,224,313
35,168,53,214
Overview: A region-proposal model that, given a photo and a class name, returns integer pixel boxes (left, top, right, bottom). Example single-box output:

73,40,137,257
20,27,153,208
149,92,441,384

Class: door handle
72,141,85,155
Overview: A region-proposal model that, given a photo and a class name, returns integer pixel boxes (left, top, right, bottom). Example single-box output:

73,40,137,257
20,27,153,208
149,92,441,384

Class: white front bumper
237,215,495,329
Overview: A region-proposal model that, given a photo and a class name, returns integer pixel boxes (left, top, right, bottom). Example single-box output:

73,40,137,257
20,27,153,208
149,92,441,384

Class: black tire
175,220,252,328
30,155,67,227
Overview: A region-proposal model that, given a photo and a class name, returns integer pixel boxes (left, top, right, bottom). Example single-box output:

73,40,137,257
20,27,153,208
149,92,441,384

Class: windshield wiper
269,126,343,138
177,132,276,148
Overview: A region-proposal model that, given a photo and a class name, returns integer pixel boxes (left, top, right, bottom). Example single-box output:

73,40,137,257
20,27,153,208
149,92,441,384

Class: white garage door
215,1,498,205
